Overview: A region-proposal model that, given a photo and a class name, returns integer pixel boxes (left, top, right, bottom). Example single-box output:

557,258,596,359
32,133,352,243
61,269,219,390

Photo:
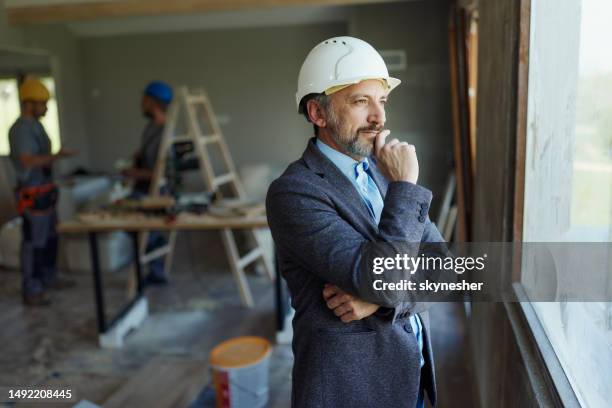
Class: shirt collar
315,138,368,180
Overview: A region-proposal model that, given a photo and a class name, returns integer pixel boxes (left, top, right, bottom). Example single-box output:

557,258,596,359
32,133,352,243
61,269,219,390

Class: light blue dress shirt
315,139,425,370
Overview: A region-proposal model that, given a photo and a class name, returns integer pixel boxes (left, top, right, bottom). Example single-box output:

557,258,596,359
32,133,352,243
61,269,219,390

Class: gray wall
0,1,91,171
79,1,453,207
0,1,91,222
1,0,453,217
350,0,454,211
0,0,24,223
79,23,346,174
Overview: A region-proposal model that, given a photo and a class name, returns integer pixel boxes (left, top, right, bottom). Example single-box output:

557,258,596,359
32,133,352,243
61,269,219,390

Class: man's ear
306,99,327,129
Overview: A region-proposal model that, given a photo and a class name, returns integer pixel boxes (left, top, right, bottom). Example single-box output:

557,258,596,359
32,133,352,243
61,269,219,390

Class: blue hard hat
144,80,173,104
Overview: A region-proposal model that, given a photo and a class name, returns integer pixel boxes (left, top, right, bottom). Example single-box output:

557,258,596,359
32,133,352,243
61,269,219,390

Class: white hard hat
296,36,401,111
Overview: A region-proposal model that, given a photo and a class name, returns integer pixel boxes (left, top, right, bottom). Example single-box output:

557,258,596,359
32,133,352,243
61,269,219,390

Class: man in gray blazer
266,36,447,408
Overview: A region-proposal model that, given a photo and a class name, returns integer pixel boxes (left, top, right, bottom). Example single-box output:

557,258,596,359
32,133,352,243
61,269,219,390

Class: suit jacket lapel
301,138,379,236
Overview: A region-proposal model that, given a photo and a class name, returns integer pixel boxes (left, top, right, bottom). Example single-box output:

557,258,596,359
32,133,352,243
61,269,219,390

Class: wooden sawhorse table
58,212,271,348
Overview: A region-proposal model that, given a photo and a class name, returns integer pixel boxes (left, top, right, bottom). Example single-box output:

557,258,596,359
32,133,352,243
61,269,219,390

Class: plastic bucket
210,336,272,408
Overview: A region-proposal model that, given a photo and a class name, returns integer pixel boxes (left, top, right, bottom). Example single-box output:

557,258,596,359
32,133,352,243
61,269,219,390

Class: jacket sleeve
267,177,445,308
375,217,453,321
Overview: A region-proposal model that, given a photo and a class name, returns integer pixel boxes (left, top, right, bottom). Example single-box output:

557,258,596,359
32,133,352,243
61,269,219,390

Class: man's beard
326,108,382,158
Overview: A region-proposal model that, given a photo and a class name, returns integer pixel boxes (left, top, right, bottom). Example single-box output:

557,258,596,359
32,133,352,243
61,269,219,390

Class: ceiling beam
7,0,404,24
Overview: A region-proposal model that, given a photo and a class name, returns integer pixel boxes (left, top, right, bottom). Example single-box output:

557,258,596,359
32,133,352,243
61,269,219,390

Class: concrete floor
0,230,475,407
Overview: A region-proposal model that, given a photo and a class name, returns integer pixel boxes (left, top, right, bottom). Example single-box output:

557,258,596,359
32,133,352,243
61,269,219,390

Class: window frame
509,1,600,406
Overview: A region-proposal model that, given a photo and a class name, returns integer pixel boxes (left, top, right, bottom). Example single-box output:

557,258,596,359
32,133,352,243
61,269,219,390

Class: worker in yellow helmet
8,77,77,307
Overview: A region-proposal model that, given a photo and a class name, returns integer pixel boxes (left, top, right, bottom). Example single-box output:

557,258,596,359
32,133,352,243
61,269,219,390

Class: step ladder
142,86,273,307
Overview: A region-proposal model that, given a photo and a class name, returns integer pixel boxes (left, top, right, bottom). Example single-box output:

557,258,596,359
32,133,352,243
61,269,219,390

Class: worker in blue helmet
144,80,173,105
123,80,173,285
123,80,173,193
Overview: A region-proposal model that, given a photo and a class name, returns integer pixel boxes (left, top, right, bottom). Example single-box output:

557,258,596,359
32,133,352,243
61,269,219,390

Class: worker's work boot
22,292,51,307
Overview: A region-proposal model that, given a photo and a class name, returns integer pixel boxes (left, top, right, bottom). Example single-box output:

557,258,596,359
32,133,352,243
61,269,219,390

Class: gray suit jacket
266,138,446,408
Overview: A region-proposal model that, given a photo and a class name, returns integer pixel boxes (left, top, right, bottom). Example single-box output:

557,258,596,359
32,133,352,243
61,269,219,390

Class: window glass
522,1,612,406
0,78,20,156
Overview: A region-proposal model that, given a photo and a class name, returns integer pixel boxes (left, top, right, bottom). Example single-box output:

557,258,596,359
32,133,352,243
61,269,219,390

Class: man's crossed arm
323,284,379,323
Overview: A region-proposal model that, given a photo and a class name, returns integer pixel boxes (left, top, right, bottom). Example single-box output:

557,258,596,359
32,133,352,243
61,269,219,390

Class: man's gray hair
298,93,331,136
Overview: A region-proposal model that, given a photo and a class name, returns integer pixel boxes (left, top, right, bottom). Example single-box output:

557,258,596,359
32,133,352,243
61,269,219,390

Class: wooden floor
429,303,477,408
0,230,475,407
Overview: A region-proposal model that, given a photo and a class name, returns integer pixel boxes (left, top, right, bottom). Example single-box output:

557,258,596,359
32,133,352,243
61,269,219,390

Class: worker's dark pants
20,209,58,296
146,230,167,280
128,190,167,280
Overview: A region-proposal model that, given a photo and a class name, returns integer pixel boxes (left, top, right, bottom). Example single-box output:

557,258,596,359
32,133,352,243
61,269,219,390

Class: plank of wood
103,358,209,408
511,0,531,283
7,0,405,24
209,200,266,218
448,5,469,242
58,212,268,233
114,196,176,210
467,11,479,180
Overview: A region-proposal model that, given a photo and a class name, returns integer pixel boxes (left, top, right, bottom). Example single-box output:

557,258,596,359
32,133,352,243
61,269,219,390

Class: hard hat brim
296,76,401,111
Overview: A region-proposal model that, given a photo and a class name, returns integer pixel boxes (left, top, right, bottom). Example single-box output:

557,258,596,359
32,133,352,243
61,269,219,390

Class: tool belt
16,183,59,215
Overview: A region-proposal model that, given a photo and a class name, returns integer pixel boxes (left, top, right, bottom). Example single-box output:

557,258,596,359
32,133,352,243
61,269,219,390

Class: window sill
505,283,581,407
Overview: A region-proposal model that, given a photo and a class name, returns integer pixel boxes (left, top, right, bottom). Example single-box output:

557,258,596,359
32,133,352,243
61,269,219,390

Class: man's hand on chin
323,284,380,323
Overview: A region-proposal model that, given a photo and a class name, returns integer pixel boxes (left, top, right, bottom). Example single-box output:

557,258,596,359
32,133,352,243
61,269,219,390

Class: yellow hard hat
19,78,50,102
